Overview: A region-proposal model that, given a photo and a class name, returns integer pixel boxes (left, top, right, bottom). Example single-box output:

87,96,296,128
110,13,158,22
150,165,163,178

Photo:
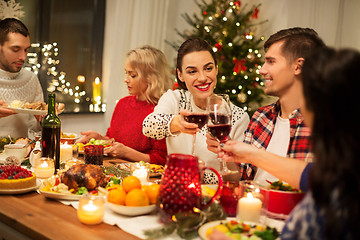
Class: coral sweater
106,96,167,165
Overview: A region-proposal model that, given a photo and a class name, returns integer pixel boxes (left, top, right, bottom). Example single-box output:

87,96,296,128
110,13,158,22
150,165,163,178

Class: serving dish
0,180,41,195
2,106,47,115
107,202,156,216
198,220,278,240
260,187,305,217
38,189,82,200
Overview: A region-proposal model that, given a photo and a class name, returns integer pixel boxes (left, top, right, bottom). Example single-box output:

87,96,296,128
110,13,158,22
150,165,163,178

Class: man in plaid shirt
207,28,325,183
240,27,325,182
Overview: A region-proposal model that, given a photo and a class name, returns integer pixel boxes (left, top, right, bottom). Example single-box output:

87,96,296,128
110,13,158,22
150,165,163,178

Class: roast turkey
60,164,107,191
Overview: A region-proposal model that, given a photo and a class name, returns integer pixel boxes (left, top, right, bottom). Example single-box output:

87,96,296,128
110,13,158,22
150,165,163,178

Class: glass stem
191,134,196,155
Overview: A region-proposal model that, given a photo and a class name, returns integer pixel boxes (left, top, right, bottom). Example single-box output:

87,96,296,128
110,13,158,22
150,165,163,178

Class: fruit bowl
107,202,156,216
260,187,305,217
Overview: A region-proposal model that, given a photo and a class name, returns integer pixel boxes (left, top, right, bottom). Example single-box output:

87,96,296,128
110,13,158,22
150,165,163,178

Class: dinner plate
198,220,267,240
0,179,41,195
38,189,82,201
107,202,156,216
2,106,47,115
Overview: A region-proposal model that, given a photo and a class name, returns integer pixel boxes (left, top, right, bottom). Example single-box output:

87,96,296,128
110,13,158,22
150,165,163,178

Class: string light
25,42,106,113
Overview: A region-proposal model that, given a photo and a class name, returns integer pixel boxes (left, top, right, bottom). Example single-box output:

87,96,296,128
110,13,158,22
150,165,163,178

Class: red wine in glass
184,113,208,155
208,124,231,142
209,113,230,125
184,113,209,129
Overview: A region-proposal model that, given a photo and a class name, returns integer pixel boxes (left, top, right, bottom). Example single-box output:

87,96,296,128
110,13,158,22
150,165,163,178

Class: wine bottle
41,93,61,172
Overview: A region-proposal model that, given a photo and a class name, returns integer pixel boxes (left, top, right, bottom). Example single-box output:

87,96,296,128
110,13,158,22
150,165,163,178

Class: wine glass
207,94,237,175
184,111,209,155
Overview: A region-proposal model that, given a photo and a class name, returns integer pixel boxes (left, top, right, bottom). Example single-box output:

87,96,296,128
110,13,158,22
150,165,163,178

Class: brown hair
176,38,217,90
264,27,325,64
0,18,29,45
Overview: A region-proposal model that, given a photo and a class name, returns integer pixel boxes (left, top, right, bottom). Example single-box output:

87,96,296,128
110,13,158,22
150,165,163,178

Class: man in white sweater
0,18,44,138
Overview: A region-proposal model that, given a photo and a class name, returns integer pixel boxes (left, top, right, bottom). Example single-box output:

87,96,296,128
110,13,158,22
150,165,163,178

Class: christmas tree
170,0,267,116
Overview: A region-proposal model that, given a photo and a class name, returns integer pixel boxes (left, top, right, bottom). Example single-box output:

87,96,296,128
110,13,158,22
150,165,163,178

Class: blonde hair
126,46,173,105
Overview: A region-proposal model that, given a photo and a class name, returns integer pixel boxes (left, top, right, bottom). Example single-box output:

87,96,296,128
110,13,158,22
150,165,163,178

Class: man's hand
0,100,15,118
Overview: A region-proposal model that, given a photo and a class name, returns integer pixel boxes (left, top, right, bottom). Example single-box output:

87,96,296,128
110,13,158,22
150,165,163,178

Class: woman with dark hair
220,47,360,239
281,47,360,239
143,38,249,183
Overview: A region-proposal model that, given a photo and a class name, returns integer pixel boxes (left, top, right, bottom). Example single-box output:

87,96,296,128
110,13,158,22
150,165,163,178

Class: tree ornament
252,7,259,19
215,42,223,52
233,58,247,74
237,92,247,103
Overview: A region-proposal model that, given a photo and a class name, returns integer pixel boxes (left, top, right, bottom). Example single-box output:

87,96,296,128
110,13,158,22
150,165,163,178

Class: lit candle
60,143,72,164
77,195,105,225
92,77,102,104
34,158,55,179
237,192,262,222
131,164,149,185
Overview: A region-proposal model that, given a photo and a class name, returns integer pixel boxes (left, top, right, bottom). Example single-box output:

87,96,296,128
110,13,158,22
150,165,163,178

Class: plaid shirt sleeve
238,102,313,180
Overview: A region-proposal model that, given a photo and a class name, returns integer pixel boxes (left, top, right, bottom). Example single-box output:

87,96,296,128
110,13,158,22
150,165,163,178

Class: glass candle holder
84,145,104,165
34,157,55,179
219,181,241,217
77,194,105,225
131,162,150,185
237,180,263,223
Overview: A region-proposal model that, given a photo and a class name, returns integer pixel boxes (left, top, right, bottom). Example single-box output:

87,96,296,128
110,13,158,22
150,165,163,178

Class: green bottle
41,93,61,172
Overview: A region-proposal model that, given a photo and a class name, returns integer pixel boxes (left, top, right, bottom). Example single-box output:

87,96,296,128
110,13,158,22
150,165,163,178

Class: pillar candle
60,143,72,164
237,192,262,222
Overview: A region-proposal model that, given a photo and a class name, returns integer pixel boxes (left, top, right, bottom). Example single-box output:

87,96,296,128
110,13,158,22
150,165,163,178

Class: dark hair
264,27,325,63
176,38,217,90
0,18,29,45
302,47,360,239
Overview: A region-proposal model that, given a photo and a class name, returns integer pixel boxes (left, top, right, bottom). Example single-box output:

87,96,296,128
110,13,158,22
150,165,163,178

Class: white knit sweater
0,68,44,138
143,89,250,171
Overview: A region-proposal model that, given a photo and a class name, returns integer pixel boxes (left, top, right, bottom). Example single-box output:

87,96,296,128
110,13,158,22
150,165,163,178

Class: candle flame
40,161,49,168
83,201,98,212
246,192,254,199
95,77,100,85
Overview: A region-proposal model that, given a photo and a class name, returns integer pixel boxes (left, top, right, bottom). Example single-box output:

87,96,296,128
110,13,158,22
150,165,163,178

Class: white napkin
57,199,284,239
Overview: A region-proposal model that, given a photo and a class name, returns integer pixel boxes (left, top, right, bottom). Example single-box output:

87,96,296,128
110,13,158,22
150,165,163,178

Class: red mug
158,153,223,222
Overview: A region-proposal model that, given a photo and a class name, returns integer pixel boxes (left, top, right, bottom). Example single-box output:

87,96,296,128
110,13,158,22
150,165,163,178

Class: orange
145,184,160,204
122,176,141,193
125,188,149,206
107,186,126,205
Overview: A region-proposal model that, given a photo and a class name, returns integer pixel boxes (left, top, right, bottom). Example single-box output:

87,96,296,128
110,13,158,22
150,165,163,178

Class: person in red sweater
77,46,173,165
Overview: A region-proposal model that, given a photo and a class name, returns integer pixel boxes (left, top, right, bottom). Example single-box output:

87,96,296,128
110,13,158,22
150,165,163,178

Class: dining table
0,157,285,240
0,158,144,240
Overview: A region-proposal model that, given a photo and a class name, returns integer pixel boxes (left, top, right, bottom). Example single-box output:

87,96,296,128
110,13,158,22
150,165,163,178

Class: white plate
198,220,267,240
0,179,41,195
38,189,82,200
3,106,47,115
107,202,156,216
